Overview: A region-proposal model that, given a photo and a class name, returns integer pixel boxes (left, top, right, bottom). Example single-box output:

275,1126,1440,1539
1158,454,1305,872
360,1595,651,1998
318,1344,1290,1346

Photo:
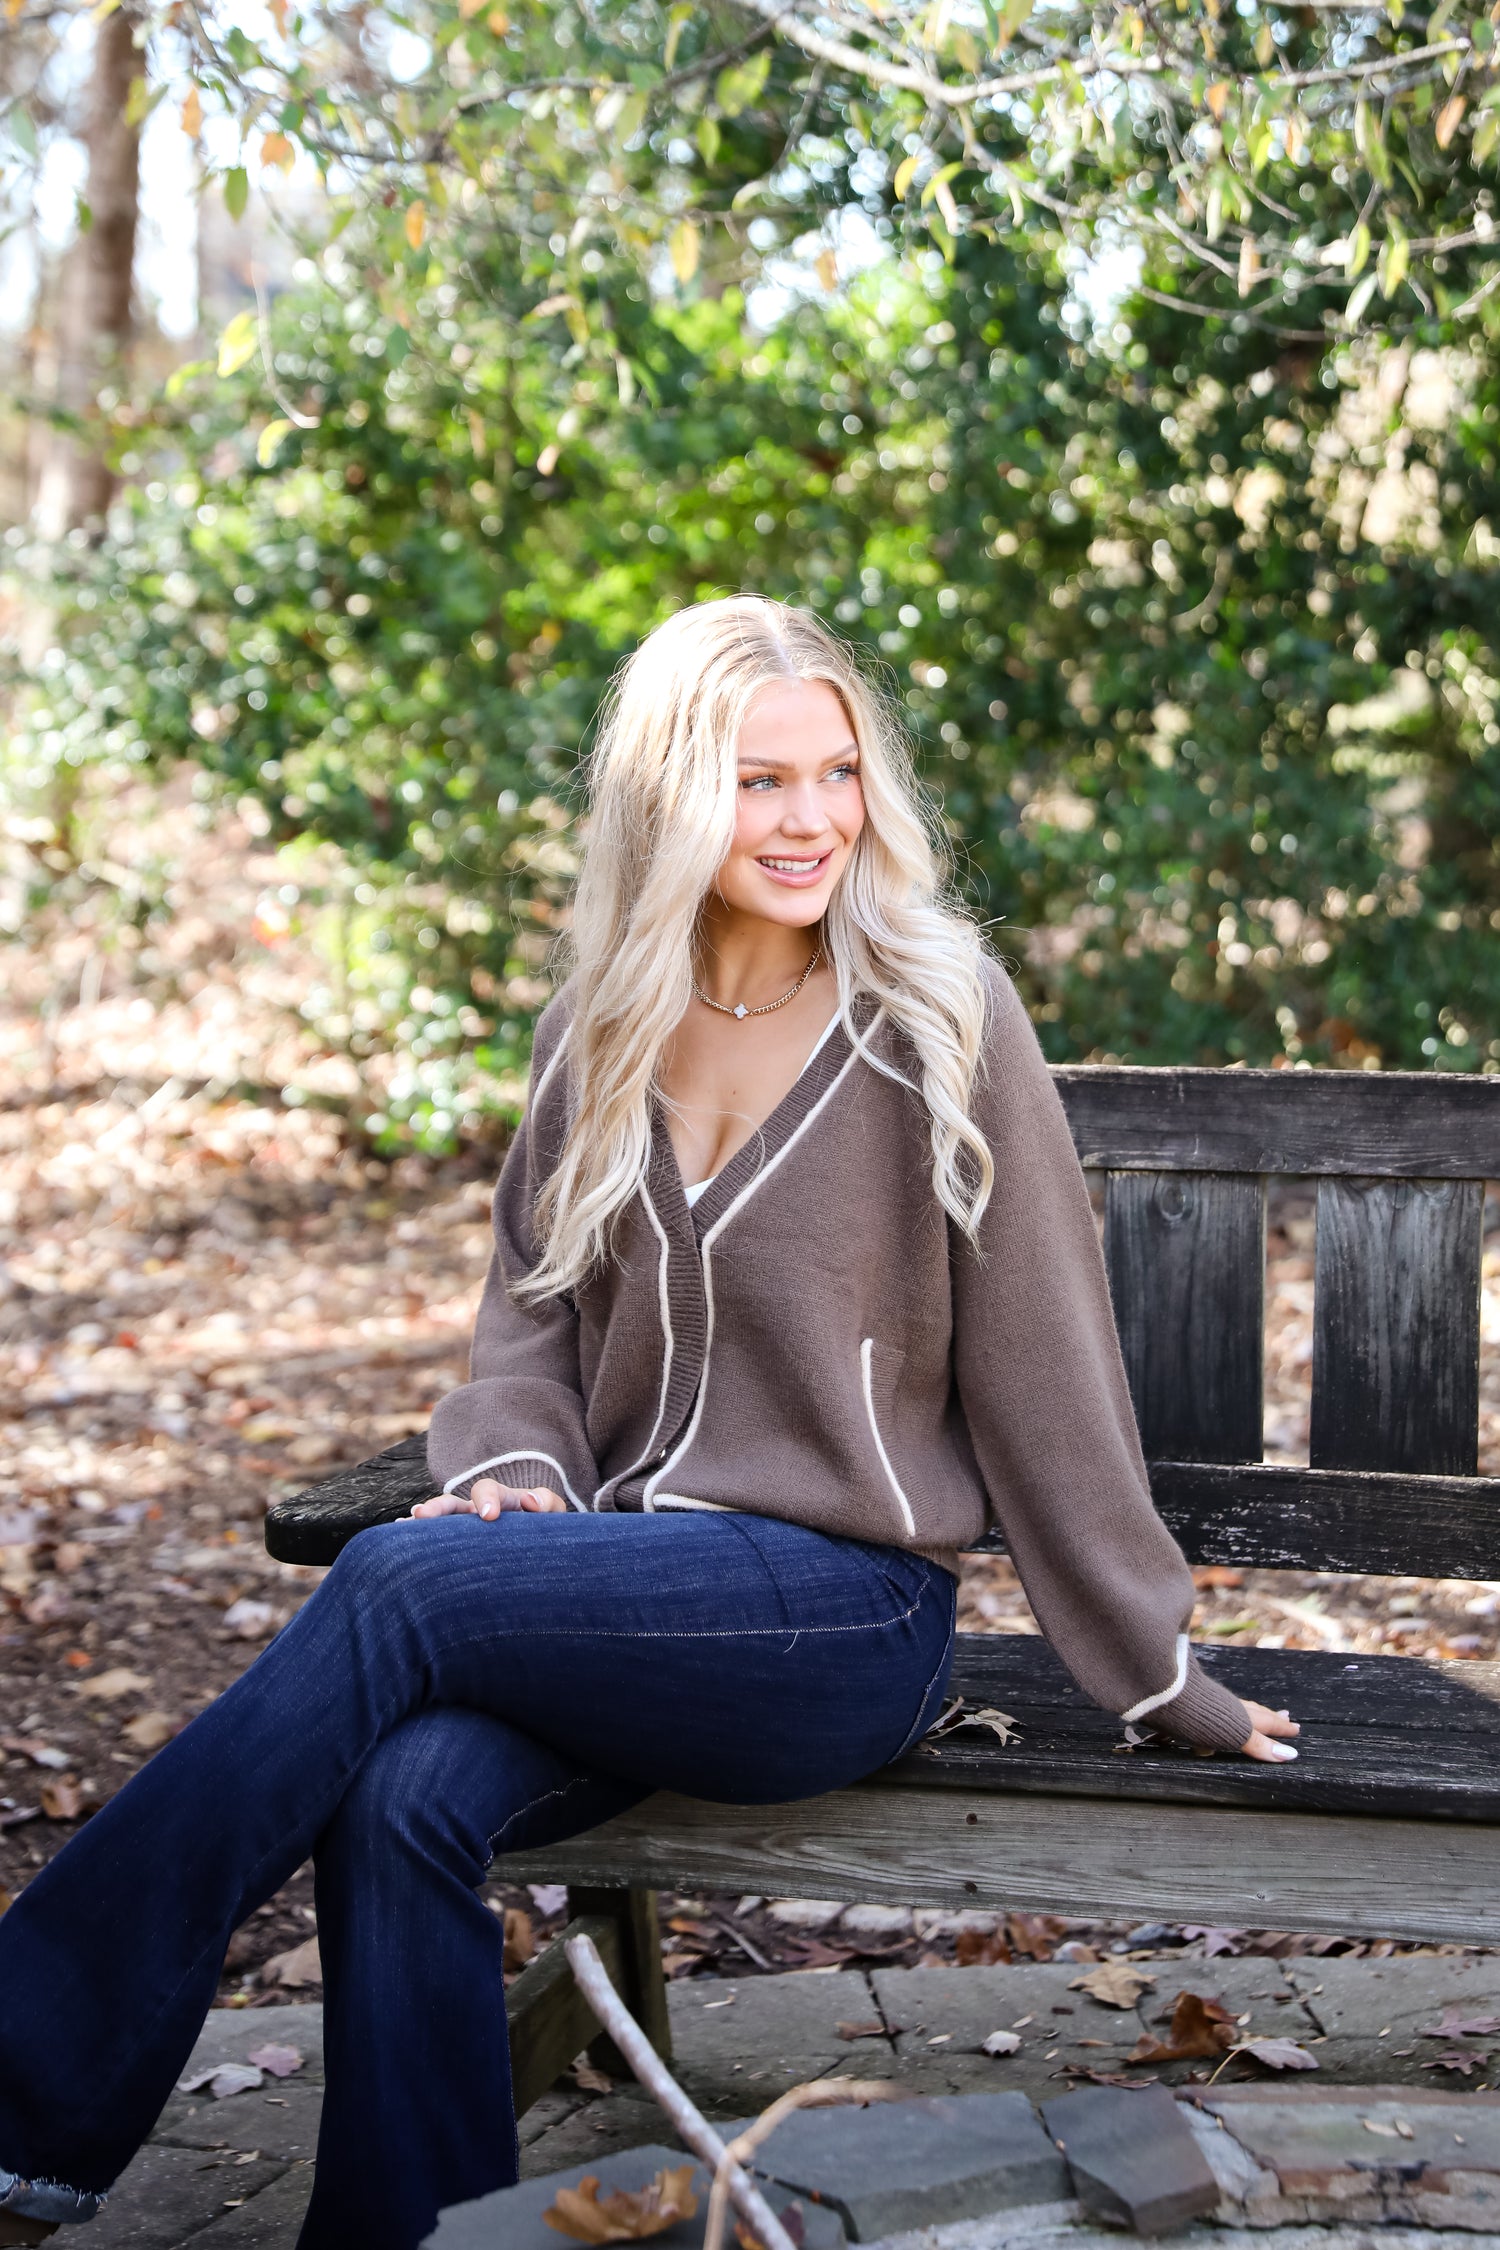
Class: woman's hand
1239,1699,1300,1762
411,1478,567,1522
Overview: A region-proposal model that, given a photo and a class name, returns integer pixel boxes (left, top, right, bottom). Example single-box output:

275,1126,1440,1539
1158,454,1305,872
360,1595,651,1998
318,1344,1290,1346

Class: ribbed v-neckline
648,1004,861,1242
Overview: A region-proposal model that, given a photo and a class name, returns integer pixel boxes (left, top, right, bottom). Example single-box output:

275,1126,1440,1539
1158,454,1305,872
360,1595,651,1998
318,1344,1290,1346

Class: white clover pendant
733,1003,748,1018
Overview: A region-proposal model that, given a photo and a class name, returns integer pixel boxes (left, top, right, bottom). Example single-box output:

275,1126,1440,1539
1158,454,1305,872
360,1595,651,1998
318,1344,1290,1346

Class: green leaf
1346,220,1371,278
696,114,720,166
8,104,37,161
1346,270,1378,325
1475,109,1500,163
257,417,296,466
1377,223,1409,296
217,310,259,378
223,166,249,220
715,49,771,118
165,356,211,400
920,160,964,208
893,152,920,198
385,323,411,364
663,3,693,70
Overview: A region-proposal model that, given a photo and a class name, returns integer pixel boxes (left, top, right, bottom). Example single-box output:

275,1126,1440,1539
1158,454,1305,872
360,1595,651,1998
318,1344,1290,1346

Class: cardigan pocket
859,1337,917,1539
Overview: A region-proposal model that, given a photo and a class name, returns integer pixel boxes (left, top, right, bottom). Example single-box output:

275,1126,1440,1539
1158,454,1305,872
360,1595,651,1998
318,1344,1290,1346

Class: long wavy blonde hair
521,595,995,1300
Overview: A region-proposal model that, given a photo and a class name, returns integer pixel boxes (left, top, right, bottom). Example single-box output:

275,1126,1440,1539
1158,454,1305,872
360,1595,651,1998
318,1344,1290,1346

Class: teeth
760,857,823,872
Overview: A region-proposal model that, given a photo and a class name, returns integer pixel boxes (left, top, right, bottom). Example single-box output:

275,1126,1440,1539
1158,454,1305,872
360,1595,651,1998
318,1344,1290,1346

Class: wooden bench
265,1064,1500,2101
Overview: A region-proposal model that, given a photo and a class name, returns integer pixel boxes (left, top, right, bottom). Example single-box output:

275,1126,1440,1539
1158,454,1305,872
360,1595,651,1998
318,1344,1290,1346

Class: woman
0,596,1298,2250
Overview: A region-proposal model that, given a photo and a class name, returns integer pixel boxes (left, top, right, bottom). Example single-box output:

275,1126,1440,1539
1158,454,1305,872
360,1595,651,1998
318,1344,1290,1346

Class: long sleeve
951,965,1251,1752
425,996,598,1510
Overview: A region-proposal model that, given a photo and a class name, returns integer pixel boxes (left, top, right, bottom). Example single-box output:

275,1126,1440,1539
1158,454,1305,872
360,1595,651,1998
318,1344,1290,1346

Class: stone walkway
85,1953,1500,2246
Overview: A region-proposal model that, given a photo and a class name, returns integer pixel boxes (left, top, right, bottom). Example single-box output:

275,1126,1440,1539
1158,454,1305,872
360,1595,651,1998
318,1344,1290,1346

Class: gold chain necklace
692,947,821,1021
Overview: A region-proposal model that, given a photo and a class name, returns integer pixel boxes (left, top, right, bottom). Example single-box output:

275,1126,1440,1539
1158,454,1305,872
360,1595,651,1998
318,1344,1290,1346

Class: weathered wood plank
886,1637,1500,1821
1055,1066,1500,1180
506,1911,622,2119
1310,1177,1483,1476
965,1459,1500,1578
570,1884,672,2068
500,1785,1500,1947
270,1450,1500,1578
1104,1171,1264,1462
265,1433,431,1563
948,1632,1500,1728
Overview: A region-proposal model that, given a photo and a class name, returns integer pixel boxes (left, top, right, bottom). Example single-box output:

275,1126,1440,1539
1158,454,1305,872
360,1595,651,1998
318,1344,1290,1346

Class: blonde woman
0,597,1298,2250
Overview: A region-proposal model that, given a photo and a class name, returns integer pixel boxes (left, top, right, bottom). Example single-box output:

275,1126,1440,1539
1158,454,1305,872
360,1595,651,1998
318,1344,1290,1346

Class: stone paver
427,2143,848,2249
85,1956,1500,2247
1191,2085,1500,2231
870,1962,1321,2099
726,2092,1068,2239
85,2147,293,2249
1286,1957,1500,2085
1039,2086,1219,2234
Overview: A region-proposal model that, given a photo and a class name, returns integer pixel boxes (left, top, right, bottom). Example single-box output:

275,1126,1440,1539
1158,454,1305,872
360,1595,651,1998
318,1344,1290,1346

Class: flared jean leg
0,1511,955,2236
302,1709,641,2250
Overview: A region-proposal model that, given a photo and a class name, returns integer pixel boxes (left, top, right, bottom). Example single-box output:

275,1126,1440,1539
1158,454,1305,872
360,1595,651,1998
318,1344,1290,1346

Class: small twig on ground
564,1933,798,2250
703,2079,907,2250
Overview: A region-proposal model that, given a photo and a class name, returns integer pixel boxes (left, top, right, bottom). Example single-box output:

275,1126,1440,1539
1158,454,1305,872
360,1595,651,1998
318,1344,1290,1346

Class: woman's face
714,678,866,929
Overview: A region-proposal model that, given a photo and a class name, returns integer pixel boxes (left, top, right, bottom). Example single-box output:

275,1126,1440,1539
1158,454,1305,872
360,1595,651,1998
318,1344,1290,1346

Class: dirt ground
3,777,1498,2001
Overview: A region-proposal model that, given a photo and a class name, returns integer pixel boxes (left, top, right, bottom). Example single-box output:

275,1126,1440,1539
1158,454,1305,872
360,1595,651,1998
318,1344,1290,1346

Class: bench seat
264,1060,1500,2079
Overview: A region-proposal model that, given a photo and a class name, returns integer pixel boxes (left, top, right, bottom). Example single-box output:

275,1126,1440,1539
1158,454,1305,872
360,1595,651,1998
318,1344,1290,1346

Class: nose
777,782,828,837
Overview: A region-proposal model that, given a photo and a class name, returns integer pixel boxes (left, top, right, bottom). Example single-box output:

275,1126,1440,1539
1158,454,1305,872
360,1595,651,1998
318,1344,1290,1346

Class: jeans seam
889,1589,958,1761
482,1775,592,1866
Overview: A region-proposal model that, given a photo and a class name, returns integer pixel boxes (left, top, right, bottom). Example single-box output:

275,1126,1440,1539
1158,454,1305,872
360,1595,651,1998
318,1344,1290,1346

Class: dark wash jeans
0,1510,956,2250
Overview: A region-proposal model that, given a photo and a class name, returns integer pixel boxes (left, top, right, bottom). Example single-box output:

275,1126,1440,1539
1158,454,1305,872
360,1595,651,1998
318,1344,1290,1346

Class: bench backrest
971,1066,1499,1582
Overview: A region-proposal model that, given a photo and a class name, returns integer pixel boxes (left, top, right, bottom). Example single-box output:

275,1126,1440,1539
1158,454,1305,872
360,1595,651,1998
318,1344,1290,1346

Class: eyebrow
736,743,861,771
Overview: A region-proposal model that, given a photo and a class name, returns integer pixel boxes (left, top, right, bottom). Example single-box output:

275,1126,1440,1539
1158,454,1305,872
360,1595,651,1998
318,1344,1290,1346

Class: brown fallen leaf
981,2030,1021,2055
245,2044,303,2078
1127,1991,1237,2065
544,2164,699,2242
76,1667,153,1702
1422,2049,1486,2075
40,1777,84,1821
571,2058,615,2095
736,2206,805,2250
926,1701,1022,1746
0,1738,70,1769
1006,1913,1065,1961
261,1935,321,1989
836,2020,888,2042
503,1906,535,1971
956,1929,1012,1967
1362,2118,1415,2139
1420,2015,1500,2039
121,1711,176,1752
1070,1961,1156,2010
1231,2037,1320,2071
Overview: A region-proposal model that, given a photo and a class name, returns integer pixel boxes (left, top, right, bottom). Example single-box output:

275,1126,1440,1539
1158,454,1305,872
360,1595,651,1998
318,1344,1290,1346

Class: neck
694,905,822,1008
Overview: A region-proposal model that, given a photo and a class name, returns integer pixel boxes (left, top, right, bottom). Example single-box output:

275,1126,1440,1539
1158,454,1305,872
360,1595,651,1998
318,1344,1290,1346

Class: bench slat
1311,1177,1483,1476
886,1636,1500,1824
1105,1171,1264,1462
1056,1066,1500,1179
266,1450,1500,1577
499,1785,1500,1947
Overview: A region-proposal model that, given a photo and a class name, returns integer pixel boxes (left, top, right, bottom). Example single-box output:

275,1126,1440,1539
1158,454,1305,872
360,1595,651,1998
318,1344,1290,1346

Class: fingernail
1268,1742,1298,1761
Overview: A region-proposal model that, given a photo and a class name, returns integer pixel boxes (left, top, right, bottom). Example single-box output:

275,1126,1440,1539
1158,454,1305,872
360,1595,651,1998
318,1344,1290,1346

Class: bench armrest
264,1433,433,1565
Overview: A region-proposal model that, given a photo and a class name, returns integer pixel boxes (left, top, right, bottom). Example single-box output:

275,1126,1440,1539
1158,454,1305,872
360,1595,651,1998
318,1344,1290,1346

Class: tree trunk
33,5,144,539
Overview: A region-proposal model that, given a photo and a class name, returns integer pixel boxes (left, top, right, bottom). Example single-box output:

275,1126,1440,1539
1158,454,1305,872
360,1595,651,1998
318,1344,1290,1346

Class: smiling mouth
757,851,834,879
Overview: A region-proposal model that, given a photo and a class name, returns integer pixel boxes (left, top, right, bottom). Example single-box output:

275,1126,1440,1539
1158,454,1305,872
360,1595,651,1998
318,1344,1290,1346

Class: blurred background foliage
4,0,1500,1151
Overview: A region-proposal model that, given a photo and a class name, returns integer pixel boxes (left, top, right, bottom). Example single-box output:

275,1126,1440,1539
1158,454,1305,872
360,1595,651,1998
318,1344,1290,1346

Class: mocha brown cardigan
427,963,1253,1752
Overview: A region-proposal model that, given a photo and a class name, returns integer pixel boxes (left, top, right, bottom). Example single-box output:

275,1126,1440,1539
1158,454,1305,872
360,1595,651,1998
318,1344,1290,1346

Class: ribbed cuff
1145,1654,1254,1751
444,1456,566,1504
